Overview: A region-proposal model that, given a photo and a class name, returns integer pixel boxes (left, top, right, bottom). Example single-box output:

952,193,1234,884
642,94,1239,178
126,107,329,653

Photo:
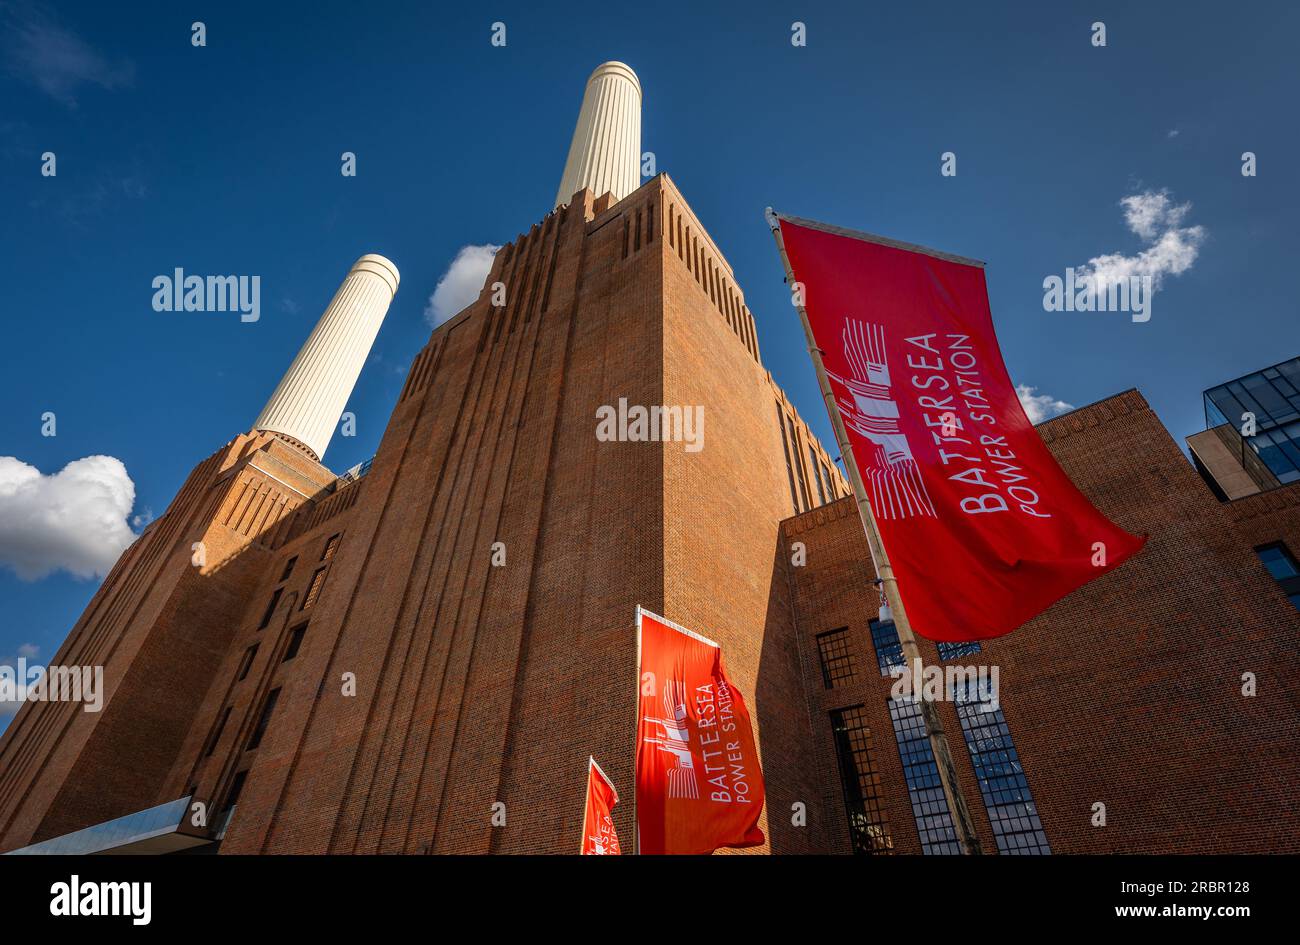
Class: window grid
870,619,905,678
954,685,1052,855
321,534,341,561
937,640,982,661
829,706,894,854
302,568,327,610
1204,358,1300,484
887,698,961,854
816,628,857,689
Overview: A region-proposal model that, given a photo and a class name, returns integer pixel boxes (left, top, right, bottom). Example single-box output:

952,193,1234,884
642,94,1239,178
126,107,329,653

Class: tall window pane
887,697,960,854
829,706,894,854
870,619,905,677
954,683,1051,855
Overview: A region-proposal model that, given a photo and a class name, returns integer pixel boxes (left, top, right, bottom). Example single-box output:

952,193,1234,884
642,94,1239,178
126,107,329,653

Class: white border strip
772,210,987,269
588,755,619,806
634,605,720,649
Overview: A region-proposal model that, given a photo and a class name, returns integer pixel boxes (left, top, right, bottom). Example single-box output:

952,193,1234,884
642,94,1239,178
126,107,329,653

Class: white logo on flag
829,319,937,520
588,819,617,854
643,682,700,799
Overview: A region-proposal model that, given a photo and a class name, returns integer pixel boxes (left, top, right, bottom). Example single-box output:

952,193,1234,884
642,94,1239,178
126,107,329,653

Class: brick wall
782,391,1300,854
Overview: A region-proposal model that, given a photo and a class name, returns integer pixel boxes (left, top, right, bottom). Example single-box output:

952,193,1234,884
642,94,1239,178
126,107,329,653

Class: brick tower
0,63,848,854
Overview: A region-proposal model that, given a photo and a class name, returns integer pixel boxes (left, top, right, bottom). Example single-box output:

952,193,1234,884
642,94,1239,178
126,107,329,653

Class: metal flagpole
580,758,592,855
765,207,983,856
633,606,642,856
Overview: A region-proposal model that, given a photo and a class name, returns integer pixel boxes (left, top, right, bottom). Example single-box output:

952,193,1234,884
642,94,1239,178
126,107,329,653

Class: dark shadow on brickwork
755,538,830,855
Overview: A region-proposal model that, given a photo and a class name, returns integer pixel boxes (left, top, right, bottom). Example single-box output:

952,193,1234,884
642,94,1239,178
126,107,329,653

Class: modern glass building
1203,356,1300,485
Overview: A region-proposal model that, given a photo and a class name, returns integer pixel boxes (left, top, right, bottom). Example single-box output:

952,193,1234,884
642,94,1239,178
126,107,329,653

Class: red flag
634,608,765,855
580,757,622,855
776,215,1145,642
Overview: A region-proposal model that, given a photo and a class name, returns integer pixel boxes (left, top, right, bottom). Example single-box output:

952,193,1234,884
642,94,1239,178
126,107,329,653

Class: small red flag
776,215,1145,641
634,608,766,855
580,757,622,855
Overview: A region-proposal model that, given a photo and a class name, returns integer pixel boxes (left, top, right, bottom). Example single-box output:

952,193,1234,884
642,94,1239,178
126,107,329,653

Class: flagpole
633,606,642,857
580,758,592,855
765,208,983,856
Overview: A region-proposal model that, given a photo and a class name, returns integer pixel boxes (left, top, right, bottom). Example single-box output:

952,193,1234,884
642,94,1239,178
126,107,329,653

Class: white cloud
3,3,135,108
0,455,138,581
1076,189,1206,294
1017,385,1074,424
425,244,500,326
17,643,39,658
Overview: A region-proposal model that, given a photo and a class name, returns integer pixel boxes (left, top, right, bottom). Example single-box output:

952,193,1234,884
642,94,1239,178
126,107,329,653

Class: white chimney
254,254,399,462
554,61,642,209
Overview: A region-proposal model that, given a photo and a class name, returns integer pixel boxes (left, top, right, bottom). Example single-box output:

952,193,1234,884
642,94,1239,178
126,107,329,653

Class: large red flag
580,757,622,855
635,608,765,855
776,214,1145,642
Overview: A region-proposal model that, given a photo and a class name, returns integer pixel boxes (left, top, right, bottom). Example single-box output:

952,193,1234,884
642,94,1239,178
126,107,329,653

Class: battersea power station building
1,63,1297,856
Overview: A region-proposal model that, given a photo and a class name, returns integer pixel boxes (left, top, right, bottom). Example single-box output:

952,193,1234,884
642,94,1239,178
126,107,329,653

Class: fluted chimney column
554,61,642,209
254,254,399,462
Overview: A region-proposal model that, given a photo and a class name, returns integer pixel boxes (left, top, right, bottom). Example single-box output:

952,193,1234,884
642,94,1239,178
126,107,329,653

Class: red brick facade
782,390,1300,854
0,176,847,854
2,178,1295,855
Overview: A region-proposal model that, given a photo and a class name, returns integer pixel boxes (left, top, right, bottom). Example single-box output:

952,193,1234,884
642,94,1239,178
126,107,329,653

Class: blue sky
1,0,1297,724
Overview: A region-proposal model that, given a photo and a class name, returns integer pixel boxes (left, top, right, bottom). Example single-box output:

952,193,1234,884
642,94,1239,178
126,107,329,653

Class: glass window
816,628,857,689
1278,359,1300,392
829,706,894,854
1256,543,1299,580
1242,374,1294,426
1273,429,1300,471
1227,381,1266,422
870,619,905,677
1207,388,1245,429
954,683,1051,855
1252,432,1300,479
937,640,982,661
887,698,961,854
322,534,341,561
1243,373,1289,420
279,557,297,582
1204,391,1229,428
